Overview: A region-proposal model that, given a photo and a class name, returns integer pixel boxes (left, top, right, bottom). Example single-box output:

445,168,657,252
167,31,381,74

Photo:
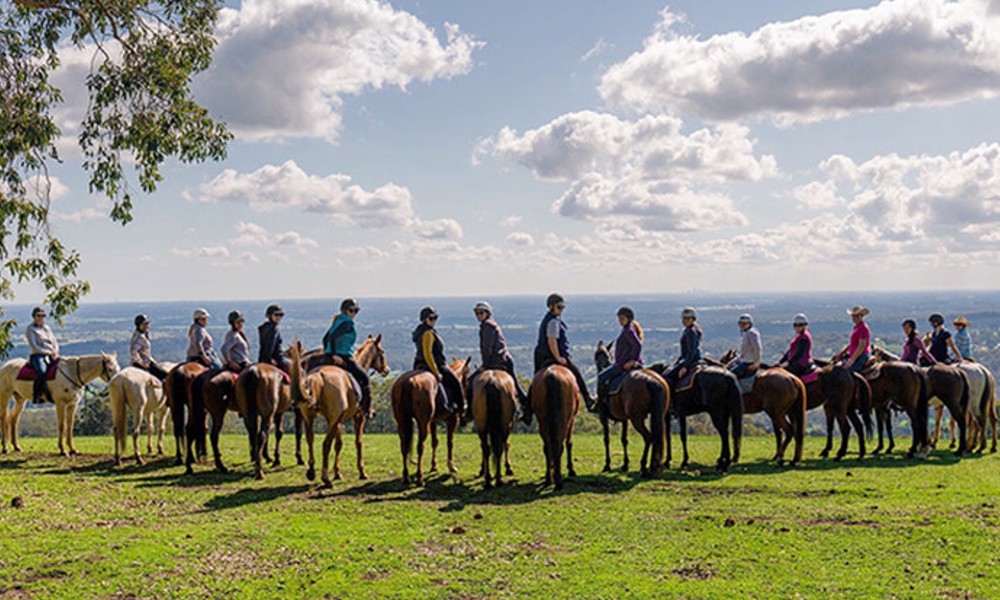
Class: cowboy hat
846,305,870,317
953,315,971,327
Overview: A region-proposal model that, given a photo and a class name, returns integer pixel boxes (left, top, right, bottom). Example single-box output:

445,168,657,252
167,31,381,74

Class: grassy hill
1,434,999,599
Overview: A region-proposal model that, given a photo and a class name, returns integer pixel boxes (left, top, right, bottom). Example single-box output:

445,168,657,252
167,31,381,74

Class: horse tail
916,369,930,447
169,370,186,441
485,379,504,463
790,375,807,454
545,371,563,453
727,375,743,453
647,378,667,473
190,373,209,449
853,373,873,440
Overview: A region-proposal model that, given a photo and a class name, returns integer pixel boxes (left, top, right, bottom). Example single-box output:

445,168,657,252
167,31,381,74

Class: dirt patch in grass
670,561,717,581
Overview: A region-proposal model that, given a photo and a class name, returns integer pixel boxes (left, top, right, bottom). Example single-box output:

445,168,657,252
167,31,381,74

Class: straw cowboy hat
953,315,971,327
846,305,870,317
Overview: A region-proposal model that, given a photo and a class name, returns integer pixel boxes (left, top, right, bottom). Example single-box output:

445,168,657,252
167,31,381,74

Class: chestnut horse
530,364,580,490
808,361,872,461
391,357,470,486
864,361,931,459
717,350,807,466
471,369,517,489
593,342,670,477
289,336,389,486
164,362,207,465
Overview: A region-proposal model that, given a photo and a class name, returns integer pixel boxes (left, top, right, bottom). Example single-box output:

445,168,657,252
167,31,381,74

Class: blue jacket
324,313,356,357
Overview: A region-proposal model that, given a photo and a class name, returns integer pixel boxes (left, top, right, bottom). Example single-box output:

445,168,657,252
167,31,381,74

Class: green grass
1,433,999,599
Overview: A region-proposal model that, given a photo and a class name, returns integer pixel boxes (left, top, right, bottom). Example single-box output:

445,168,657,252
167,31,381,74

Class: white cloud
51,207,104,223
197,0,482,141
413,218,464,240
793,180,845,211
600,1,1000,125
232,222,319,251
481,110,775,231
580,37,615,62
506,232,534,246
172,246,231,259
501,215,523,227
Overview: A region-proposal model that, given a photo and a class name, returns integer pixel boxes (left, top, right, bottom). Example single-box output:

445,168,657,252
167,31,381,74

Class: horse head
450,356,472,385
100,352,121,382
594,340,613,371
360,333,389,376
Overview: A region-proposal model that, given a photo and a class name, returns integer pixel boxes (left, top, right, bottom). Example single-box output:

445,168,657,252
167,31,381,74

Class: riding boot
592,379,608,414
32,378,46,404
361,384,374,418
519,387,533,425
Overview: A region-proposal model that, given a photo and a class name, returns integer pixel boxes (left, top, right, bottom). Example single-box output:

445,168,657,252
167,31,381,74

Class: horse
108,363,175,466
804,360,872,461
648,363,742,472
471,369,518,489
871,347,969,456
530,364,580,490
391,357,470,486
290,336,389,486
187,368,238,474
164,362,207,465
952,362,997,454
234,364,291,480
717,350,807,466
0,353,120,456
864,361,931,459
593,341,670,477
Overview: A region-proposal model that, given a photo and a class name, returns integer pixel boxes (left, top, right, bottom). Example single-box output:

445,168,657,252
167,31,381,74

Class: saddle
674,366,702,393
737,373,757,396
800,369,819,385
17,359,59,381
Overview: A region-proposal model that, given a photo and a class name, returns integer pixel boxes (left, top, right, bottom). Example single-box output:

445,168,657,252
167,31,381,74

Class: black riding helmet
265,304,284,318
617,306,635,320
341,298,360,313
546,293,565,308
928,313,945,326
134,314,150,328
419,306,438,322
228,310,245,326
31,306,46,317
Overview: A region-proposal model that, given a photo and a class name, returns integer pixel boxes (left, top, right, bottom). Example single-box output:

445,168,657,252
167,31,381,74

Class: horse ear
607,340,614,352
367,334,373,339
375,333,382,344
597,340,604,349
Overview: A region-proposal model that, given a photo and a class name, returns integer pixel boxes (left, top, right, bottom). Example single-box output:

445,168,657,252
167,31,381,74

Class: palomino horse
290,336,389,486
109,363,175,466
530,364,580,490
391,357,470,486
648,363,742,472
593,342,670,477
806,360,872,461
164,362,207,465
471,369,518,489
0,353,120,456
864,361,931,459
717,350,807,466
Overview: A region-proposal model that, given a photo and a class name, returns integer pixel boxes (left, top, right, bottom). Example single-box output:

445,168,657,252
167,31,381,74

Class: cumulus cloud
199,160,462,238
600,1,1000,125
481,110,775,231
172,246,231,259
196,0,482,141
232,222,319,251
506,232,534,246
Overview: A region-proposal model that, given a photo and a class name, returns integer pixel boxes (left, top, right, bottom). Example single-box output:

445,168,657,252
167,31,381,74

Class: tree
0,0,231,356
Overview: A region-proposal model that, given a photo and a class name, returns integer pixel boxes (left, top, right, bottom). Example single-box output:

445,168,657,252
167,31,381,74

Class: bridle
57,355,113,390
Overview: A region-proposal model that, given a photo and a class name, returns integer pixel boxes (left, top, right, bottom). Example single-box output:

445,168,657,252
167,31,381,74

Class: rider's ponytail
632,320,644,342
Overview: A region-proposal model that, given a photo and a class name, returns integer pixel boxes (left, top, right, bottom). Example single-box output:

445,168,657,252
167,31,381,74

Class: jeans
133,361,169,382
729,362,752,379
848,353,870,373
29,354,52,402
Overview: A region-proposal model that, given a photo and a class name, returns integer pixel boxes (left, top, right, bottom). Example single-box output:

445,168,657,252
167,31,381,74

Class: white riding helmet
473,301,493,315
738,313,753,325
681,307,697,319
193,308,210,320
793,313,809,326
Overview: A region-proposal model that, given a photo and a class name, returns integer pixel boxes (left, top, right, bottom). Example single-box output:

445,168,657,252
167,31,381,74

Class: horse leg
271,411,283,467
771,412,783,462
884,411,895,454
990,399,997,453
145,410,154,455
65,401,79,456
479,431,492,489
55,402,67,457
254,413,269,481
208,405,227,473
872,407,885,455
541,436,553,487
320,422,338,487
678,415,690,469
620,420,629,473
429,424,439,473
294,409,305,466
172,396,185,466
820,406,834,458
846,407,866,461
304,415,317,482
834,413,849,461
931,405,943,448
504,439,513,476
632,417,651,478
157,408,168,455
446,418,458,474
354,414,368,480
947,400,967,456
601,415,612,473
333,422,344,481
565,421,576,479
131,408,144,465
416,418,430,486
710,410,731,472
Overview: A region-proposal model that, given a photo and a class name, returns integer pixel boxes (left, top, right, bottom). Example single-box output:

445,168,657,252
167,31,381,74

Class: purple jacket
614,323,643,369
901,335,936,366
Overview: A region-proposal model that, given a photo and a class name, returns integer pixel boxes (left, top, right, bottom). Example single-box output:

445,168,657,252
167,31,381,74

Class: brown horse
187,368,237,474
391,357,470,486
865,361,931,459
236,364,290,480
717,350,807,466
289,336,389,486
593,342,670,477
472,369,517,489
164,362,207,465
808,361,873,461
531,364,580,490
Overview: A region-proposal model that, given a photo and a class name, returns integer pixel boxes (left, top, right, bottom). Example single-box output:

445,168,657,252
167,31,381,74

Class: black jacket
258,321,283,365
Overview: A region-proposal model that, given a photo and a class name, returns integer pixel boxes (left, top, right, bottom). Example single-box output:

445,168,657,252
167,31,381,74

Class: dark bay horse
164,362,207,466
471,369,517,489
593,342,670,477
391,357,470,486
530,364,580,490
864,361,931,459
648,363,742,472
804,360,872,461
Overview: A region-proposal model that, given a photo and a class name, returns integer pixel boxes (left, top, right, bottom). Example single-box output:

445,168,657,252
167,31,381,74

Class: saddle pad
674,369,699,393
16,361,59,381
800,370,819,385
738,374,756,396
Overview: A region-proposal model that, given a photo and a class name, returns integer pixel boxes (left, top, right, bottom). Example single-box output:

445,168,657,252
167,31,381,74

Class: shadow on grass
201,484,312,511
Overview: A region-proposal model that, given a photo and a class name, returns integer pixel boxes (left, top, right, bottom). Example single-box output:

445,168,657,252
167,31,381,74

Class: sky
23,0,1000,302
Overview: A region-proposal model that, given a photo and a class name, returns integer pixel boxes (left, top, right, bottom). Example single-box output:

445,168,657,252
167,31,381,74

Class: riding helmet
134,314,150,328
617,306,635,320
792,313,809,326
546,293,565,308
266,304,284,318
228,310,245,325
31,306,46,317
419,306,438,321
738,313,753,325
341,298,360,313
192,308,210,321
681,307,697,320
474,301,493,315
928,313,945,326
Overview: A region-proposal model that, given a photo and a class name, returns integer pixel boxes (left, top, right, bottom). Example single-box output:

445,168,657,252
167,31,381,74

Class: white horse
956,362,997,453
0,353,121,456
109,363,176,466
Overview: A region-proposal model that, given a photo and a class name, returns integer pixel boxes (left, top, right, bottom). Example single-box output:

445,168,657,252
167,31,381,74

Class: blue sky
25,0,1000,302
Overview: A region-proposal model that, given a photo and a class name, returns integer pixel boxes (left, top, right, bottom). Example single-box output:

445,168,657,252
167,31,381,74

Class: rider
901,319,936,366
258,304,289,371
130,314,168,381
953,316,973,361
221,310,251,372
665,307,703,385
323,298,374,418
25,306,58,404
187,308,222,370
468,301,530,423
834,305,871,373
779,313,814,377
727,313,761,379
596,306,643,411
533,293,596,413
928,313,961,364
412,306,464,415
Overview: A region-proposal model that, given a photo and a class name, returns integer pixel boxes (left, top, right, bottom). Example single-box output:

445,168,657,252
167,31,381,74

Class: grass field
1,432,999,599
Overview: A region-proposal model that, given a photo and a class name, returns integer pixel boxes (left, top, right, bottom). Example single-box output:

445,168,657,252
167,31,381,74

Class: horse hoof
775,459,784,467
640,469,650,479
601,465,611,473
428,466,438,474
321,479,333,489
832,455,843,462
484,480,493,490
554,481,564,491
359,473,369,481
296,457,305,466
255,471,265,481
217,465,229,474
114,459,123,467
567,470,577,479
271,460,281,468
185,466,194,475
415,477,424,487
306,468,316,481
818,451,829,459
334,473,343,481
449,466,459,475
174,458,183,466
136,457,145,466
505,467,514,477
495,479,504,488
620,464,629,474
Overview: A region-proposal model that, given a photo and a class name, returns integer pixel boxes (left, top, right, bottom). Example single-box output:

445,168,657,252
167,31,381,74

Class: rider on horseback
665,307,703,385
952,316,973,360
412,306,465,416
130,314,168,381
187,308,222,370
533,294,596,413
928,313,962,364
834,305,871,373
901,319,936,366
778,313,814,377
323,298,374,418
25,306,58,404
727,313,761,380
596,306,643,413
258,304,289,371
221,310,251,372
467,301,530,424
